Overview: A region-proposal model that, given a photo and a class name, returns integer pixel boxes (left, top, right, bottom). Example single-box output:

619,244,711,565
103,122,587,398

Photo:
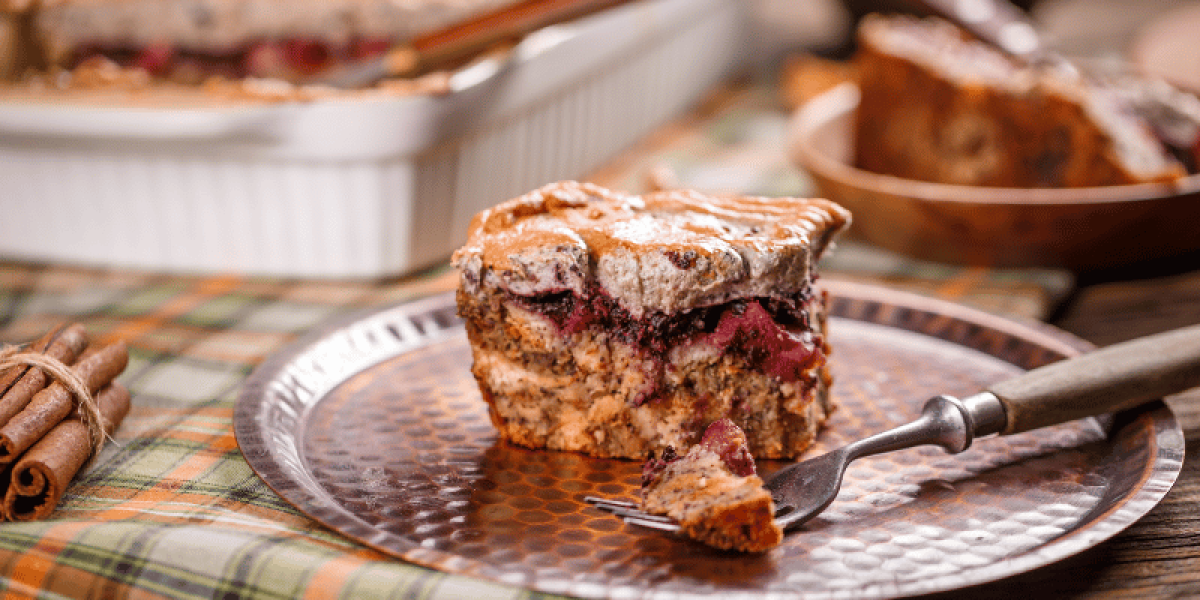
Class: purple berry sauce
510,284,823,405
697,301,820,383
639,419,757,494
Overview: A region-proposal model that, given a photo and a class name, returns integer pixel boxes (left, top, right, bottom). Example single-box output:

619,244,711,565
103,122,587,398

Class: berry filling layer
510,284,825,400
68,38,393,83
641,418,756,490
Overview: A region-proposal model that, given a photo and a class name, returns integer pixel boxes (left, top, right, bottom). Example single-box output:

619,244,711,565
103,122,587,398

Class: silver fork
587,323,1200,533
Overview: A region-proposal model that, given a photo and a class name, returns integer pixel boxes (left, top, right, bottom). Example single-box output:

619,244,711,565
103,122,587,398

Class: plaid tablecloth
0,265,515,599
0,84,1075,599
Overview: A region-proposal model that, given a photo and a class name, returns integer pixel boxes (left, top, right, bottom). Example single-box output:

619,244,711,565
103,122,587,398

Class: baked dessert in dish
31,0,522,83
453,181,850,460
854,14,1194,188
0,54,455,104
641,418,782,552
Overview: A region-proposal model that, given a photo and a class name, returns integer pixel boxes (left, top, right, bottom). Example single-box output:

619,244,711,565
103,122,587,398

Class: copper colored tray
234,279,1183,599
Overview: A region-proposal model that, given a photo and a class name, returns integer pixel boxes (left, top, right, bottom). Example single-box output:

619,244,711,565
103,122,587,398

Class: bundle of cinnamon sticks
0,323,130,521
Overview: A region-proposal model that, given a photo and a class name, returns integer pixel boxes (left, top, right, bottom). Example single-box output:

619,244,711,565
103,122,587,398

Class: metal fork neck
845,392,1007,460
960,391,1007,437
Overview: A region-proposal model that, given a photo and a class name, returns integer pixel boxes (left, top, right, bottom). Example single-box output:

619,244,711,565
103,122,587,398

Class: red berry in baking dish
133,43,175,76
243,41,287,79
283,39,331,75
349,38,392,60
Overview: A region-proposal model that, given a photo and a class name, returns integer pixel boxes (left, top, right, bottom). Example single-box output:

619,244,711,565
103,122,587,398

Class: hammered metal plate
234,279,1183,599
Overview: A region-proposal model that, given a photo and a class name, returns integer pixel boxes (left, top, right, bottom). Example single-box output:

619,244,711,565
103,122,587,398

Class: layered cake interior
854,14,1198,187
640,419,782,552
453,181,850,460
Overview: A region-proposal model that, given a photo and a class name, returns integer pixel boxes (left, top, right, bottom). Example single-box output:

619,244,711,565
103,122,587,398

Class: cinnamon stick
0,325,57,397
0,323,89,427
0,340,127,464
4,383,130,521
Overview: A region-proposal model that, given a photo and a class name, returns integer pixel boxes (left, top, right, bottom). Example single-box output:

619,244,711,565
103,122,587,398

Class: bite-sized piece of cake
641,419,782,552
453,181,850,459
854,14,1189,187
32,0,521,83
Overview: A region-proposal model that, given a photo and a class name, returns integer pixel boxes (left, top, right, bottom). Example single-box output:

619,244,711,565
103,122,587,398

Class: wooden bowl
787,83,1200,270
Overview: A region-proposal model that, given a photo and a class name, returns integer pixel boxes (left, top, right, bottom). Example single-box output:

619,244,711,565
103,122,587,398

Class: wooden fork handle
988,324,1200,434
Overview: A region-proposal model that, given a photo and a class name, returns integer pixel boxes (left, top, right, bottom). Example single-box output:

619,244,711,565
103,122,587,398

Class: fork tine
623,515,681,532
606,507,677,523
583,496,683,532
583,496,639,510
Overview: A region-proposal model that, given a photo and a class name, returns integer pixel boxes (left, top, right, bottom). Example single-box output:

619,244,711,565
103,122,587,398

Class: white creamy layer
454,181,850,317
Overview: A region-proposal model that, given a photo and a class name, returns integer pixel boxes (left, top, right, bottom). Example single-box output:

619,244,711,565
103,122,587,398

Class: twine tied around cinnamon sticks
0,323,130,521
0,345,108,460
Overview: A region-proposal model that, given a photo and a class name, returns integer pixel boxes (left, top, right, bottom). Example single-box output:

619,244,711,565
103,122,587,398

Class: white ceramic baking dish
0,0,747,278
